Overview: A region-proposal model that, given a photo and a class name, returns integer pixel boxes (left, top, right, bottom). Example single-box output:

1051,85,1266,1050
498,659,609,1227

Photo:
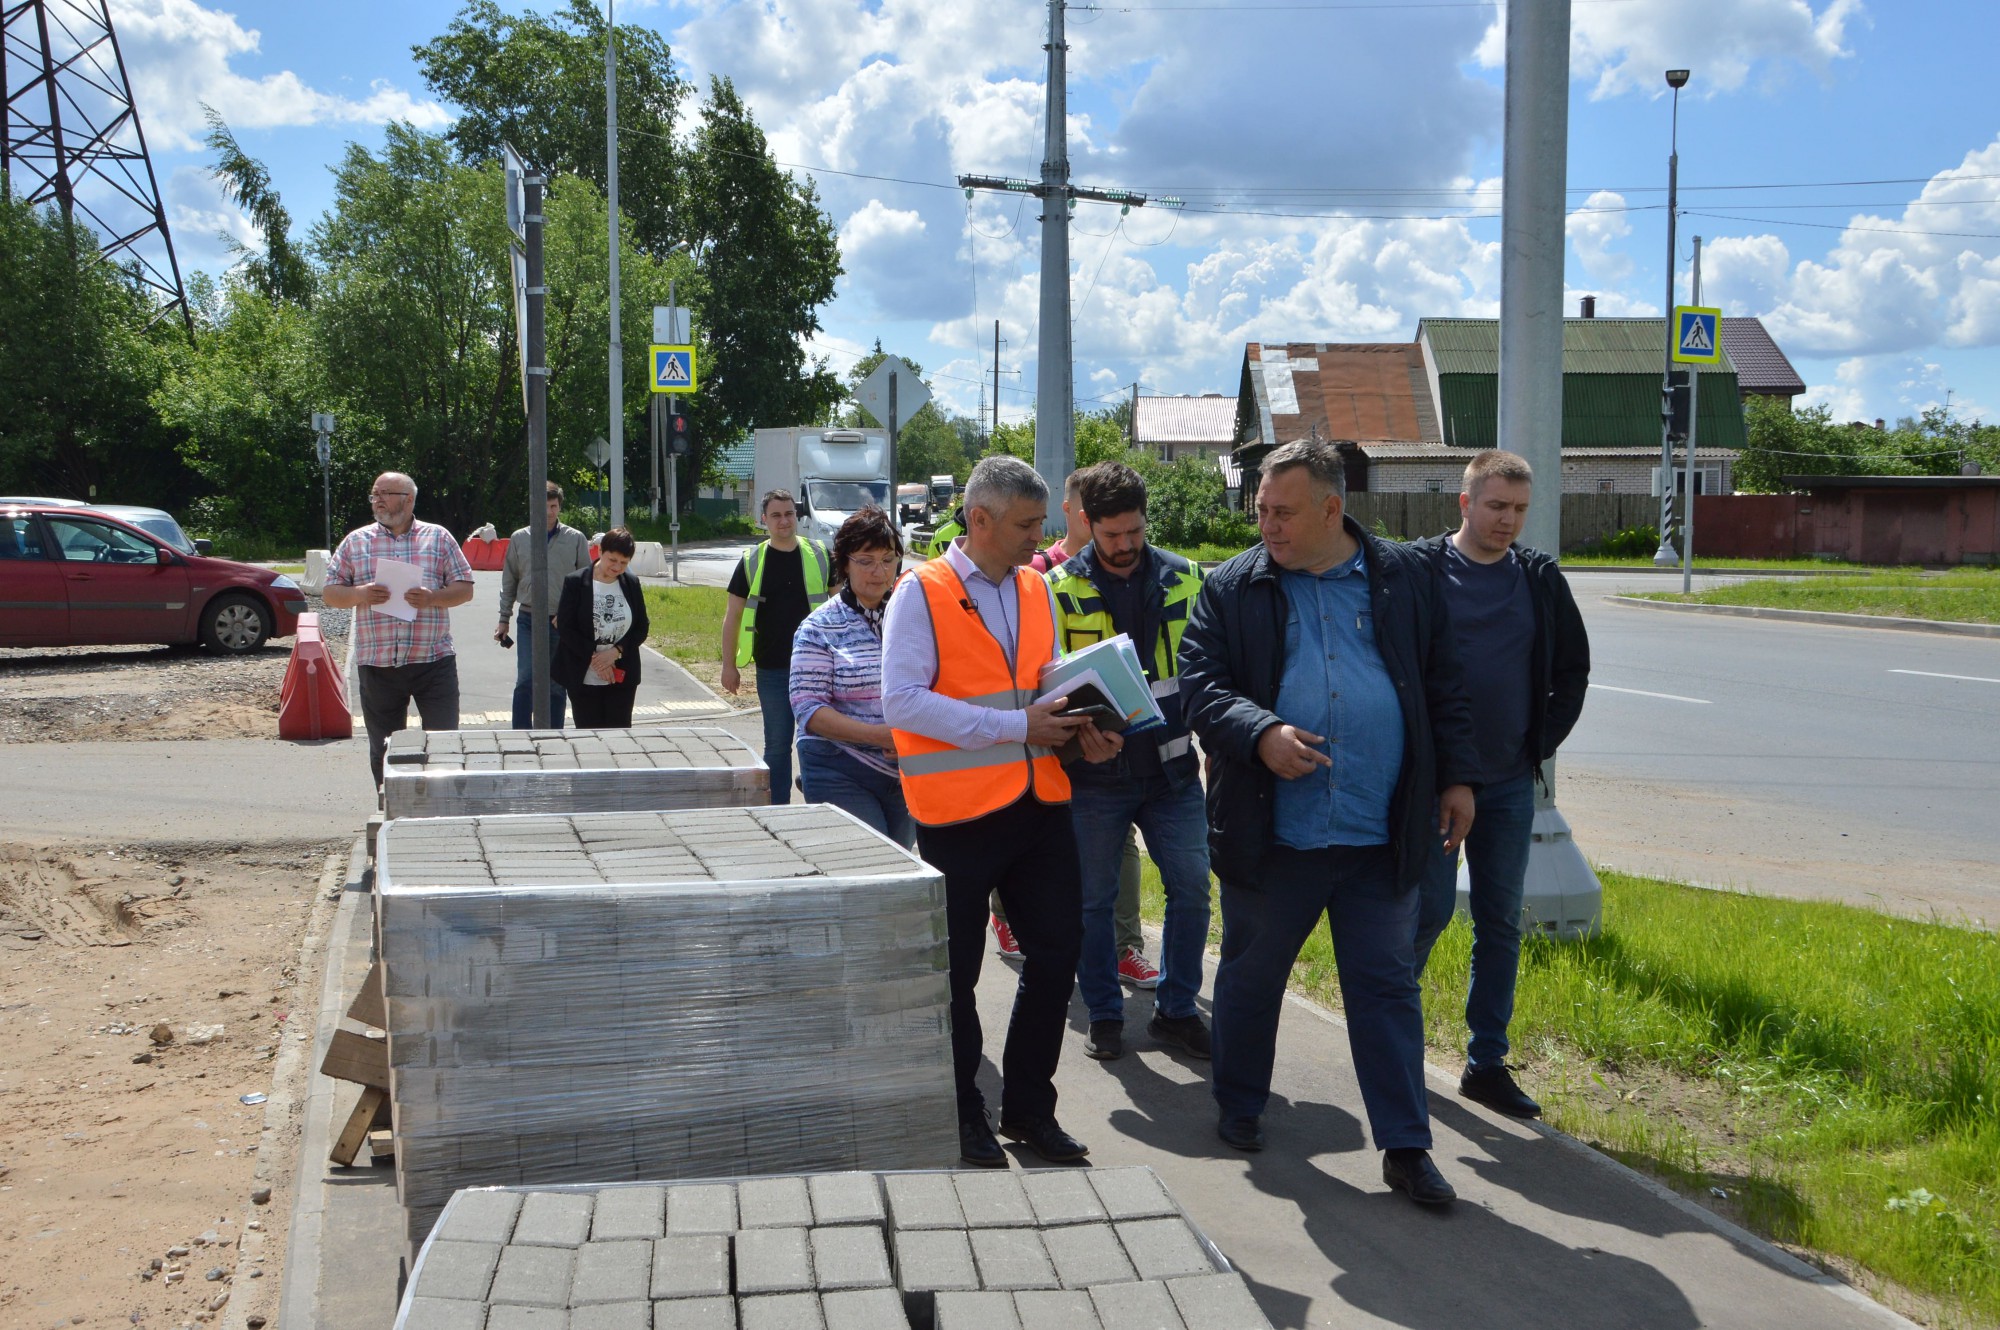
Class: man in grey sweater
496,481,593,729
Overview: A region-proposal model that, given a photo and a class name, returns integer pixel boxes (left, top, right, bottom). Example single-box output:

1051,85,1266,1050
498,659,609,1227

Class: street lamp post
1654,67,1691,567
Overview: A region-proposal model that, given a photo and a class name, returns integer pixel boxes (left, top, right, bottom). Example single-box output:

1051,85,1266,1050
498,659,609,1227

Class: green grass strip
640,584,732,669
1639,568,2000,624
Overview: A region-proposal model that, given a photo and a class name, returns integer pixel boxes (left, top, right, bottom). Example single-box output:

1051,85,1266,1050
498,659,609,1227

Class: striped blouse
789,594,898,777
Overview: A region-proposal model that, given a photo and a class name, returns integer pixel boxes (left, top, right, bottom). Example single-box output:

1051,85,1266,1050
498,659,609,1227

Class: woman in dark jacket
554,527,650,729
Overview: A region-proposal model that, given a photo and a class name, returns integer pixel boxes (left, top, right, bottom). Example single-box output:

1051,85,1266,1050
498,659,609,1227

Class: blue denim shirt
1270,550,1406,848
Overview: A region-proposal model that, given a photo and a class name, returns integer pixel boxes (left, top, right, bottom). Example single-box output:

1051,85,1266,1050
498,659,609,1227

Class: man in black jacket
1408,449,1590,1120
1180,438,1480,1206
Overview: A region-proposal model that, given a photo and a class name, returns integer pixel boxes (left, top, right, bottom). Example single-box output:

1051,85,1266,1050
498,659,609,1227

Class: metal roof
717,437,755,481
1360,443,1736,461
1433,369,1748,451
1238,342,1434,448
1134,394,1238,445
1417,317,1740,376
1720,318,1806,396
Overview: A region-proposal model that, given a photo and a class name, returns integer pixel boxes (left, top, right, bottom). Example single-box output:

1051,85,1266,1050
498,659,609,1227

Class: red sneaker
992,914,1023,959
1117,947,1161,989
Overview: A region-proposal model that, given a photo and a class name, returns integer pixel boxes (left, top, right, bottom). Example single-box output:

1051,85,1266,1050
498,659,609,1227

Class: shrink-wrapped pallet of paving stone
376,804,959,1251
380,726,767,820
392,1167,1270,1330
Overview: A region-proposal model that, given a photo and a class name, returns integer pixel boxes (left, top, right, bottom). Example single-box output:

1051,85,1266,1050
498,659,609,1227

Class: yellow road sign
650,344,697,393
1672,306,1721,364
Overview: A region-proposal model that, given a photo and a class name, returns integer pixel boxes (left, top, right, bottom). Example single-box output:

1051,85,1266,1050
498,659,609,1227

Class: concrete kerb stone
967,1228,1057,1291
809,1225,893,1291
1042,1224,1137,1290
409,1241,503,1303
651,1296,738,1329
590,1186,667,1241
808,1173,886,1227
652,1234,732,1300
933,1290,1022,1330
667,1183,739,1235
1019,1171,1106,1227
490,1244,578,1307
952,1173,1034,1228
738,1291,825,1330
1602,594,2000,638
570,1241,655,1306
515,1191,596,1247
739,1176,814,1229
441,1189,526,1245
891,1228,980,1294
401,1296,490,1330
736,1227,814,1295
1085,1169,1176,1222
884,1173,965,1230
1089,1280,1186,1330
1166,1272,1275,1328
820,1286,912,1330
1113,1219,1214,1282
1012,1290,1103,1330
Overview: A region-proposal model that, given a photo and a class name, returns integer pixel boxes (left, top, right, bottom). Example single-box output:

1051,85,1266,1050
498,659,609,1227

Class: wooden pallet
322,960,392,1167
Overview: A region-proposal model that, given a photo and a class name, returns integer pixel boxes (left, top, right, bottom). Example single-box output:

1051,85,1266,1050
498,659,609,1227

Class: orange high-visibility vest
892,558,1071,827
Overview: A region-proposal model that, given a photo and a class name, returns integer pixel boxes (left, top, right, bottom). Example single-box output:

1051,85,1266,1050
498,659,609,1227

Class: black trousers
916,796,1083,1124
569,681,638,729
358,656,460,786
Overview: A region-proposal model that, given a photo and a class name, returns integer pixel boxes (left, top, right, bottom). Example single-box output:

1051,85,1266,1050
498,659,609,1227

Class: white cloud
1568,190,1637,285
111,0,448,150
1554,0,1863,100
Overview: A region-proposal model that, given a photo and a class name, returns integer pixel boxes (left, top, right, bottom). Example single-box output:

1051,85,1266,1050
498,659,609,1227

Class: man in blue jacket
1409,449,1590,1120
1180,438,1480,1206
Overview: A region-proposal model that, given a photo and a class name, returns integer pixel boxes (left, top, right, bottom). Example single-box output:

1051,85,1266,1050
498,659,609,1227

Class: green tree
202,107,313,306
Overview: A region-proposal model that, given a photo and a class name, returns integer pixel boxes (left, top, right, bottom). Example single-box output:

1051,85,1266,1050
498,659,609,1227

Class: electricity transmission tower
3,0,193,334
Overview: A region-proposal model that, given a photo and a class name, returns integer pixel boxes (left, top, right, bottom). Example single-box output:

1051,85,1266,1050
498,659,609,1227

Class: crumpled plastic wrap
380,726,767,820
377,804,958,1248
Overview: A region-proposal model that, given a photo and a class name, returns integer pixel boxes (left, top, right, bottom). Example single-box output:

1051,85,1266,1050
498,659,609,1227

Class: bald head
369,472,418,533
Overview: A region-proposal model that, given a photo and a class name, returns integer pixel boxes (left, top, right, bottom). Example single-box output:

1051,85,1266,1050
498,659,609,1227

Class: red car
0,502,307,653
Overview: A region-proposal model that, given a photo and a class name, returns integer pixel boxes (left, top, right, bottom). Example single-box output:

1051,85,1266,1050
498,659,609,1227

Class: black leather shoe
1148,1012,1212,1059
1382,1148,1456,1206
997,1116,1089,1162
958,1115,1006,1168
1216,1116,1264,1152
1459,1063,1542,1118
1084,1019,1124,1061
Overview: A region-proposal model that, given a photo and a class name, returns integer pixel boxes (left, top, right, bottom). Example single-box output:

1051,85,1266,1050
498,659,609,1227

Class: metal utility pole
525,169,554,729
310,413,337,551
605,0,626,528
959,0,1178,531
1682,236,1702,594
993,320,1003,446
1498,0,1600,940
1654,68,1691,566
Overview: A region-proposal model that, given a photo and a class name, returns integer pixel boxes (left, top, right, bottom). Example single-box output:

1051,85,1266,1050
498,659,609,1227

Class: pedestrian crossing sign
1672,306,1722,364
649,344,698,393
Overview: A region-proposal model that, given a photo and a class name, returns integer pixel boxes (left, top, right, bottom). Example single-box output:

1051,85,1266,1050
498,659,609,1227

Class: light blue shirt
1270,549,1405,848
880,537,1063,750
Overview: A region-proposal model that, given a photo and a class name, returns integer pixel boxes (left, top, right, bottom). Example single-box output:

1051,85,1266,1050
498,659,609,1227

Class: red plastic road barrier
461,536,507,571
278,612,353,741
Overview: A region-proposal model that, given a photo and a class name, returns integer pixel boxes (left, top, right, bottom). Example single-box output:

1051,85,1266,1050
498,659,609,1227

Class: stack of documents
1036,634,1165,737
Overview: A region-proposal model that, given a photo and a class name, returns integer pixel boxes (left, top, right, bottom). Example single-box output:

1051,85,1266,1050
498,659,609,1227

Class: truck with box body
751,427,892,547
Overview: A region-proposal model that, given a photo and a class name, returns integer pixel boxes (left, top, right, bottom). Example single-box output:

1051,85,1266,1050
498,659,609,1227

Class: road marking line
1588,684,1713,704
1889,668,2000,684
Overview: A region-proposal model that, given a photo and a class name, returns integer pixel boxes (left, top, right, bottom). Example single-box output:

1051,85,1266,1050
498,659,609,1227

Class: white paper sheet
370,556,423,622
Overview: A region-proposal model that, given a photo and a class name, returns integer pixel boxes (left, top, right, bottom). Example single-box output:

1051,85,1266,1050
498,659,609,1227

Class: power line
1687,211,2000,241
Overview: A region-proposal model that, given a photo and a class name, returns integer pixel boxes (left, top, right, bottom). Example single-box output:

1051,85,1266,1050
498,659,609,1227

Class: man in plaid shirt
322,471,476,785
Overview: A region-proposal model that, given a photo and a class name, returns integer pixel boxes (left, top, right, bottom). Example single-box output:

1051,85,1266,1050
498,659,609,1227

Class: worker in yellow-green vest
721,488,830,803
919,505,965,561
1045,461,1213,1065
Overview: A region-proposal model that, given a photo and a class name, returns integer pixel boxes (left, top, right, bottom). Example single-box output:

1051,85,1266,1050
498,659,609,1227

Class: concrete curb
1603,594,2000,638
653,653,755,717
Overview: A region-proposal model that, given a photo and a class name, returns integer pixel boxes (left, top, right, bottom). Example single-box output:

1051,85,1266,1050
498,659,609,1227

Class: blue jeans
756,666,795,804
1070,769,1211,1023
1211,843,1430,1151
511,610,566,730
1415,771,1536,1070
798,741,915,848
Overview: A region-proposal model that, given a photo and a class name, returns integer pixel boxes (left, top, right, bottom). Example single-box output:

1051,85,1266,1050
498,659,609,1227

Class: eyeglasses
847,556,899,573
370,490,412,500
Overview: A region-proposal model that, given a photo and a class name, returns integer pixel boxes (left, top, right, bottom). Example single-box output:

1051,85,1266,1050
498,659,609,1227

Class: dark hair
1263,437,1347,502
760,488,796,515
831,507,903,587
546,480,564,503
1076,461,1147,524
1462,448,1534,499
599,527,636,558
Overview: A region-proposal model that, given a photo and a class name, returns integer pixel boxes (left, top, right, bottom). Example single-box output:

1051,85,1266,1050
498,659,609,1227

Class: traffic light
1662,369,1691,441
670,412,691,456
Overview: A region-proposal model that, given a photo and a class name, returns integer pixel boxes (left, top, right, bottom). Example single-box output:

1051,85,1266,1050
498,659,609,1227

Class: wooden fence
1344,492,1659,551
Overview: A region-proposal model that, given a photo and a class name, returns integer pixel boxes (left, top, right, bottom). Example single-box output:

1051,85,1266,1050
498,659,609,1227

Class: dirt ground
0,839,338,1330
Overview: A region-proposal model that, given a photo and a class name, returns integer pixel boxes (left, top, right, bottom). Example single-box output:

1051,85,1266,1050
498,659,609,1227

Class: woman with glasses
788,508,913,846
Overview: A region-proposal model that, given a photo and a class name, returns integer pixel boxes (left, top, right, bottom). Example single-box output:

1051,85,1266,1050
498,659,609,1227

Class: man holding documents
322,471,476,786
883,454,1121,1168
1045,462,1212,1063
1180,438,1479,1206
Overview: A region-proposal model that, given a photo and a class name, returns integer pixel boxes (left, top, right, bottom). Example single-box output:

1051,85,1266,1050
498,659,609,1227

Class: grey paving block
1114,1219,1213,1282
410,1241,502,1302
738,1177,814,1229
667,1184,738,1235
968,1228,1057,1291
651,1297,737,1330
735,1227,813,1295
400,1296,488,1330
490,1244,577,1307
591,1186,667,1241
568,1305,652,1330
737,1292,824,1330
653,1234,732,1300
1087,1169,1176,1222
891,1229,978,1293
1090,1281,1185,1330
818,1287,911,1330
933,1291,1021,1330
570,1240,654,1306
516,1192,597,1247
808,1226,891,1291
807,1173,885,1227
952,1172,1033,1228
1043,1223,1137,1289
1019,1170,1107,1227
487,1309,569,1330
1166,1272,1273,1328
883,1173,963,1230
1012,1290,1103,1330
438,1190,525,1244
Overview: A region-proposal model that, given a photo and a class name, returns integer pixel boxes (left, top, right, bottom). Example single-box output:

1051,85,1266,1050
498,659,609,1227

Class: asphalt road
1556,571,2000,925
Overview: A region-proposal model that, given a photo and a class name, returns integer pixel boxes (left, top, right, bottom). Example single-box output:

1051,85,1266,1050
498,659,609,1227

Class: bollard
278,612,353,741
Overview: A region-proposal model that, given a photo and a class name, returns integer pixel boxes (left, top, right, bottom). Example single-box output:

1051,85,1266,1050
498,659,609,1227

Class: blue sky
104,0,2000,430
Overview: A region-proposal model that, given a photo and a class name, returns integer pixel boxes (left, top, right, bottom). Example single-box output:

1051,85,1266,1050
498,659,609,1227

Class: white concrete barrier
303,549,330,594
629,541,668,577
